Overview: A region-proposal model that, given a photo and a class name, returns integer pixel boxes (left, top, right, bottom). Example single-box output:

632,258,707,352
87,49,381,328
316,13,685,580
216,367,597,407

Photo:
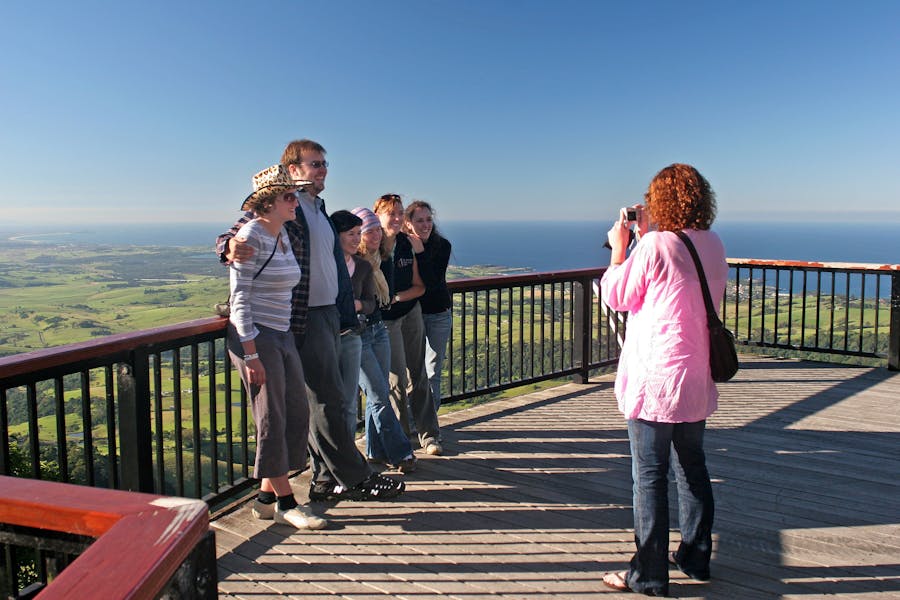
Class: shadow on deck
212,355,900,599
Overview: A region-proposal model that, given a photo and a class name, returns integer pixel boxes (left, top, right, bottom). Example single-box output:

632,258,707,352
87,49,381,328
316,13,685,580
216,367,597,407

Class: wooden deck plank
212,355,900,598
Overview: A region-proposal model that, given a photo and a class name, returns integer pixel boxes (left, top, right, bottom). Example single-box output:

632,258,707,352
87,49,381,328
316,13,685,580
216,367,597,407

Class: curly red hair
645,164,717,232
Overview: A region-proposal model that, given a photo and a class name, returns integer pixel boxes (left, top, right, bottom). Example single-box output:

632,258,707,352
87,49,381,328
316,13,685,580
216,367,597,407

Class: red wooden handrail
0,475,210,599
0,317,226,381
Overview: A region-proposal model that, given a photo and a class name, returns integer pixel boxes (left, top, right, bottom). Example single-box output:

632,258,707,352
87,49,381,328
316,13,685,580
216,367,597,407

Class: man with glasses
217,139,405,503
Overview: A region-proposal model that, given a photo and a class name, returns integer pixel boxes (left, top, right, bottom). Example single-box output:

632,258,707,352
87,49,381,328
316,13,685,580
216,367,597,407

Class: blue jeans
337,331,362,440
359,321,413,463
625,418,714,596
423,309,452,410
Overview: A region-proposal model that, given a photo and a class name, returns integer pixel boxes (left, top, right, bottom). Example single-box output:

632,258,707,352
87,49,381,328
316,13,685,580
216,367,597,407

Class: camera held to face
626,207,638,222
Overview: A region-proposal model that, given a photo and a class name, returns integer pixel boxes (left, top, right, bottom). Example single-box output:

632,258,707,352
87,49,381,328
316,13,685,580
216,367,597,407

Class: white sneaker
251,499,275,520
425,441,443,456
274,505,327,530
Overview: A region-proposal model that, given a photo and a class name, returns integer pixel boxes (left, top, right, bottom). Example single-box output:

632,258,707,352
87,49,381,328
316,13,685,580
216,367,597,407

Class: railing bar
460,291,467,400
773,268,780,345
541,283,547,375
54,376,68,483
207,340,219,495
844,272,851,352
508,287,515,385
747,268,754,342
236,354,249,479
447,303,455,398
517,287,524,384
191,344,202,499
734,267,742,339
152,352,165,494
801,270,808,349
0,389,10,475
172,351,184,496
4,544,18,595
874,276,881,354
550,283,556,372
496,288,502,385
104,365,118,489
815,270,822,348
787,268,794,347
529,285,535,379
759,267,767,344
473,290,480,389
80,370,94,487
485,289,491,387
829,272,837,349
858,274,866,352
223,344,234,485
26,383,40,478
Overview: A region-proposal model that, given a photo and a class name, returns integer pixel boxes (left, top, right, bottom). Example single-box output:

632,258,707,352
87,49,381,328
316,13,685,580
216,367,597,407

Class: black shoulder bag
675,231,739,383
214,233,281,318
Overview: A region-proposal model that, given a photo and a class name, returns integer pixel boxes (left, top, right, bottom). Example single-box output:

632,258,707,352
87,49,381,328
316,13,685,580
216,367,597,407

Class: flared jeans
625,418,714,596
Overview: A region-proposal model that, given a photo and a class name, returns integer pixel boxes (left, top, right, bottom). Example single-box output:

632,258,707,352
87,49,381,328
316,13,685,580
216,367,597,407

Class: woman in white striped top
227,164,326,531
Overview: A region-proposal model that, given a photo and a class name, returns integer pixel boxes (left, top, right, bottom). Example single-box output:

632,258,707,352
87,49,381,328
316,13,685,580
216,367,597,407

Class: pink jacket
600,229,728,423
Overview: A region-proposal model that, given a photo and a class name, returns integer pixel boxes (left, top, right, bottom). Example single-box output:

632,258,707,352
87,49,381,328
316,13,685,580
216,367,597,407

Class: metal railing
2,262,898,501
724,259,900,368
1,261,898,596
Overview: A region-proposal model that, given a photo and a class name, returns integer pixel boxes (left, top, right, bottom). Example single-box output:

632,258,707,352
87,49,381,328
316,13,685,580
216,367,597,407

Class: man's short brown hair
281,139,327,165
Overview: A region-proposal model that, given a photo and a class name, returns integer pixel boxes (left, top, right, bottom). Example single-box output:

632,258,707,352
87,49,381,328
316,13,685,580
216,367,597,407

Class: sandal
602,571,630,592
352,473,405,500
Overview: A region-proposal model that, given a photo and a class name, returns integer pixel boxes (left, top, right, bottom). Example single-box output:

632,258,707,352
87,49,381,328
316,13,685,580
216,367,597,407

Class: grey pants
385,302,441,447
230,325,309,480
296,305,372,488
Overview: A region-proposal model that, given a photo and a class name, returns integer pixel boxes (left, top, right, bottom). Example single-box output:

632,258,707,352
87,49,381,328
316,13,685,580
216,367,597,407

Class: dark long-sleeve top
349,255,381,324
417,234,452,314
380,232,417,321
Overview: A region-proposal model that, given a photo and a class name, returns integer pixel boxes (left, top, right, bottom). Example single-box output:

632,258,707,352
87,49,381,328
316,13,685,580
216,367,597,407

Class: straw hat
240,164,311,211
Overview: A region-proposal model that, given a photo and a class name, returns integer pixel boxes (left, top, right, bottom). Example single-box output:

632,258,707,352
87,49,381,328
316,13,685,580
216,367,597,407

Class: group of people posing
218,139,452,531
220,140,727,597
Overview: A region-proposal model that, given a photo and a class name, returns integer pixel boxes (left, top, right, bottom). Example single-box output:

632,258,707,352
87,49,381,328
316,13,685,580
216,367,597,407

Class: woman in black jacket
404,200,452,411
373,194,442,456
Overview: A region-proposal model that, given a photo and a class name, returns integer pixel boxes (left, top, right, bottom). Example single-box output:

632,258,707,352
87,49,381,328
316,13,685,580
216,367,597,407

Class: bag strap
252,232,281,280
674,231,719,328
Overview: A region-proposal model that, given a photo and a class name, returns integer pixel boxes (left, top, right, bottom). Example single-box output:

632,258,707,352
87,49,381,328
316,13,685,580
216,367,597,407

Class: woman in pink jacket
600,164,728,596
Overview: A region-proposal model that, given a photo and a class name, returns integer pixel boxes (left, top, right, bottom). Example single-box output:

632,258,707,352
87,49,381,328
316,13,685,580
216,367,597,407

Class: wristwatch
393,294,401,304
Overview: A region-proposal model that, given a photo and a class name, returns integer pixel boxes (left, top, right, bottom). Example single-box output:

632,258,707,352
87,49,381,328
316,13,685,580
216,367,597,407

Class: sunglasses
301,160,328,169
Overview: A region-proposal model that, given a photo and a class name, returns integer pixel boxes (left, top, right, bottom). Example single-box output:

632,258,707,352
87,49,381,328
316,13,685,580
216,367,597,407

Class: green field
0,240,510,357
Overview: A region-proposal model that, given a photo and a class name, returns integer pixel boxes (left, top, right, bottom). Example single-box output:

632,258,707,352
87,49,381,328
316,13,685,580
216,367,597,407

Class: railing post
571,277,592,384
889,272,900,371
117,349,155,492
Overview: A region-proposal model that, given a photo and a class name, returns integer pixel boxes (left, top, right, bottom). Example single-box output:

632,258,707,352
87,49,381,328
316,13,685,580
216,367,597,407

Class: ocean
2,220,898,271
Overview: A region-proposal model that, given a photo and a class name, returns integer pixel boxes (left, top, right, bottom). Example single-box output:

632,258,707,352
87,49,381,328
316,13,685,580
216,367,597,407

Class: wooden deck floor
212,355,900,599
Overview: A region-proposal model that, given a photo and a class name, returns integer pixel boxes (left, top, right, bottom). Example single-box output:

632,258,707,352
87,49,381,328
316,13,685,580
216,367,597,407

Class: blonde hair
358,233,391,307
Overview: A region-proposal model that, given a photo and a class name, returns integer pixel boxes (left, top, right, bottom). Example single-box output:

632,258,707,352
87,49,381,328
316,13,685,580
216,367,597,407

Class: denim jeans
359,321,413,463
625,418,714,596
385,302,441,447
337,331,362,440
423,309,452,410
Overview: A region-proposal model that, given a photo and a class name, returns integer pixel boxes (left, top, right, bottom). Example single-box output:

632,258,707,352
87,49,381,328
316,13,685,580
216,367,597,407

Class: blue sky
1,0,898,225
